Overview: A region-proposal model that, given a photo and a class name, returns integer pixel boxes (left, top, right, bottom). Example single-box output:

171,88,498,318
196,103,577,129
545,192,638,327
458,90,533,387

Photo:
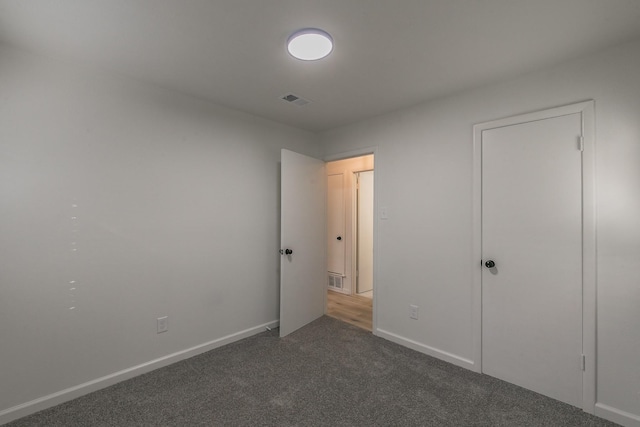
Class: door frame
471,101,596,413
325,147,378,335
354,169,374,296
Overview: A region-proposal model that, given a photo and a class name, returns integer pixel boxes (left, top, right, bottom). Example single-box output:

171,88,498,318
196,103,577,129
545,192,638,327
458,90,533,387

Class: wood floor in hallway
327,290,373,332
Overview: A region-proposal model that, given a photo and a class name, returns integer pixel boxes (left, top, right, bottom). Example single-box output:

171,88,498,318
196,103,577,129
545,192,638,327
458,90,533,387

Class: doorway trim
354,169,374,296
325,147,378,335
471,101,596,413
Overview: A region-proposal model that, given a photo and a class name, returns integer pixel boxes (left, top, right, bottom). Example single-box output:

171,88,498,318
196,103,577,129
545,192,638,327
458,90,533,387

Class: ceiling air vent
281,93,311,107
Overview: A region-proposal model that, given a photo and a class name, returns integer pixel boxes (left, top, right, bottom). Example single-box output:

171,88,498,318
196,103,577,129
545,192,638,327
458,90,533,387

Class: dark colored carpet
7,316,616,426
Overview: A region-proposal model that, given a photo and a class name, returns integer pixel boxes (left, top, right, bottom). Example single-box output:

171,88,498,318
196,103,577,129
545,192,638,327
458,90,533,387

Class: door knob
336,236,342,241
285,249,293,255
484,260,495,268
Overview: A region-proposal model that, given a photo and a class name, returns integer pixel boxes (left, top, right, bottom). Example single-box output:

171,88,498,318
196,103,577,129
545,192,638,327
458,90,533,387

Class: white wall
0,44,320,422
322,39,640,426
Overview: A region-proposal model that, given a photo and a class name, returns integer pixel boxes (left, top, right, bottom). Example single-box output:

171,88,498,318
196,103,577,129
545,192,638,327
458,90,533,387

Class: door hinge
581,354,586,371
578,136,584,152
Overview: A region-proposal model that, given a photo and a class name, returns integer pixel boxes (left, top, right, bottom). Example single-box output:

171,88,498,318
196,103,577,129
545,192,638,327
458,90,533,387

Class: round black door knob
485,260,495,268
285,249,293,255
337,236,342,241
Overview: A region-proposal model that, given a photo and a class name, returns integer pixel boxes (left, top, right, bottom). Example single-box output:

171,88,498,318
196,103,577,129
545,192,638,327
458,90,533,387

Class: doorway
326,154,374,331
472,101,596,411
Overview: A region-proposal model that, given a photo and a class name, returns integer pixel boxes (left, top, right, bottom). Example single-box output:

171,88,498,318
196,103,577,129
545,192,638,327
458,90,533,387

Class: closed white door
481,113,583,407
279,149,326,337
327,173,345,275
357,170,374,294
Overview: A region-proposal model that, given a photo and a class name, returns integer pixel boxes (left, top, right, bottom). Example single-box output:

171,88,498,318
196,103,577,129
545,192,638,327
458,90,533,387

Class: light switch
380,206,389,220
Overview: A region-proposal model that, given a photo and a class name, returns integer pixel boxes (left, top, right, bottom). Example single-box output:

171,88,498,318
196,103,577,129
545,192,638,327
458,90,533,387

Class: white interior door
327,173,345,275
481,113,583,407
279,149,326,337
357,170,374,294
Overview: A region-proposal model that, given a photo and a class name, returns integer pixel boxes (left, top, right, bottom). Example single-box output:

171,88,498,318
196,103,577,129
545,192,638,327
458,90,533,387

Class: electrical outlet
409,304,419,320
157,316,168,333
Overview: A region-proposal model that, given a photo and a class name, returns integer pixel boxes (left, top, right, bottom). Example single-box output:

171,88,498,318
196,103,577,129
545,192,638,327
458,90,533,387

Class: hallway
327,291,372,332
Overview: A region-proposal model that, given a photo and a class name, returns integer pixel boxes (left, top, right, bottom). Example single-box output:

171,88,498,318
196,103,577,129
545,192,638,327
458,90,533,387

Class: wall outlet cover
410,304,419,320
157,316,168,333
380,206,389,220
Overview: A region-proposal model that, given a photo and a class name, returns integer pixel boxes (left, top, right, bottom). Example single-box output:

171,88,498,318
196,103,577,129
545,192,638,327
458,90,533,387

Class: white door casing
357,170,374,294
472,101,596,412
279,149,327,337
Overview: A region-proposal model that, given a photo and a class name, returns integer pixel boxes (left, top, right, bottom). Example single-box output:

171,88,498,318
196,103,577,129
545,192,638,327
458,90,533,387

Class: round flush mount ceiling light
287,28,333,61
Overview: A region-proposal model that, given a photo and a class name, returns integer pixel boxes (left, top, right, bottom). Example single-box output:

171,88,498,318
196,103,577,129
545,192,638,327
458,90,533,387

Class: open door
279,149,326,337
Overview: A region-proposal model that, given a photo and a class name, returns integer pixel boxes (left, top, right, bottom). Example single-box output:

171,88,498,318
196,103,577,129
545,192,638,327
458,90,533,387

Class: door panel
482,114,583,407
357,171,374,294
279,149,326,337
327,173,345,275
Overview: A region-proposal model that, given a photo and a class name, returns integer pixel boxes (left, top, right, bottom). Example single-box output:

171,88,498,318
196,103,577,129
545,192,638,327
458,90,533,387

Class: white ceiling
2,1,640,132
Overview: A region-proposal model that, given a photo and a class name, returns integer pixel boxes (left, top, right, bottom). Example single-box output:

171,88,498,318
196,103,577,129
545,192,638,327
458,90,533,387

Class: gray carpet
7,316,616,426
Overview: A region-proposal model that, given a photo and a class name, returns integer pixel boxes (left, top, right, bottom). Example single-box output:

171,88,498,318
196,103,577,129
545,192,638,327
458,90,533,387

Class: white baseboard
375,328,475,370
0,320,279,426
595,402,640,427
